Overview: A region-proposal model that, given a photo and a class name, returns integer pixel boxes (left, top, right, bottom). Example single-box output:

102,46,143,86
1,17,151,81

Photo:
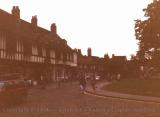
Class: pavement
85,80,160,104
28,81,78,95
2,80,160,117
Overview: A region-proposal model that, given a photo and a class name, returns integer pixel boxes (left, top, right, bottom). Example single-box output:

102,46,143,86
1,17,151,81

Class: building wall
0,8,78,82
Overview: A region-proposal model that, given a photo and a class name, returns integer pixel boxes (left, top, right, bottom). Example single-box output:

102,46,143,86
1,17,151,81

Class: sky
0,0,153,59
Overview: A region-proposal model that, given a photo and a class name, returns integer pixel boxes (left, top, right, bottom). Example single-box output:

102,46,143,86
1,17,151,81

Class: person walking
91,73,96,91
79,72,86,93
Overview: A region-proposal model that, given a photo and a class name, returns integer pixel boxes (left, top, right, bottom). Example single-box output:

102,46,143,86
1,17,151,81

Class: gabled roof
0,8,49,39
78,55,104,65
0,8,72,51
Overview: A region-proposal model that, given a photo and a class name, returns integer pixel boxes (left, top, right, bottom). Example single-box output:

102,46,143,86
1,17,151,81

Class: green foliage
135,0,160,60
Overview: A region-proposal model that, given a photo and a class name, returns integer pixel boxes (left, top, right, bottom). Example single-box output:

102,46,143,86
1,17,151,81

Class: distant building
0,6,77,82
76,48,105,78
108,54,127,75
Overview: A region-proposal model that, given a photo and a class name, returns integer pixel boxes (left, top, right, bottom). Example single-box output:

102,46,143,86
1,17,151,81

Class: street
1,82,160,117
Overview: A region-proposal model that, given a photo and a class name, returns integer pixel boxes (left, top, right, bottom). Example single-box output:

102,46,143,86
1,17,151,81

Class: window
23,41,31,56
6,37,16,54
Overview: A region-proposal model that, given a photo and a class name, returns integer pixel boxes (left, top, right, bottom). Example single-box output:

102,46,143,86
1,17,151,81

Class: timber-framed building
0,6,77,82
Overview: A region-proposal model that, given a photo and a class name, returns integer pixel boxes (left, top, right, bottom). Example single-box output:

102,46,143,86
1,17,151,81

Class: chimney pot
12,6,20,19
87,47,92,56
31,15,37,26
50,23,57,34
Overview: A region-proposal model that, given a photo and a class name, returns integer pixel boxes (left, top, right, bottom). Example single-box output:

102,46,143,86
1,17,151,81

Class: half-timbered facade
0,6,77,82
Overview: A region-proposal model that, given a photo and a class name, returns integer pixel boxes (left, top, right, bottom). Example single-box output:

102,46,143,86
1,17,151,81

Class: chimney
31,15,37,26
77,49,82,55
104,54,110,59
12,6,20,19
87,47,92,56
50,23,57,34
112,54,115,58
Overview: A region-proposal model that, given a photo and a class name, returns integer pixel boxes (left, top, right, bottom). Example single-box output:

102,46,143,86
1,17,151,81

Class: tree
135,0,160,61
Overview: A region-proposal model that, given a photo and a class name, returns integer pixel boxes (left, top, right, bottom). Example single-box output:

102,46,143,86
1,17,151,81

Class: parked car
0,79,28,107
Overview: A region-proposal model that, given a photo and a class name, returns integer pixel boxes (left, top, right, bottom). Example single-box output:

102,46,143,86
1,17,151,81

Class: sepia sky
0,0,153,59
